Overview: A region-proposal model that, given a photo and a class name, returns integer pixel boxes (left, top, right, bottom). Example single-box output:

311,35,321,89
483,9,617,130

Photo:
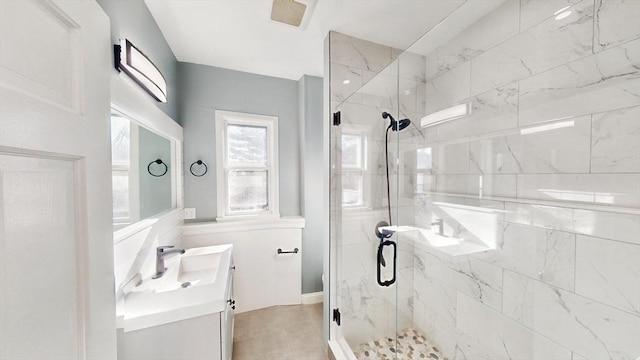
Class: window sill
215,212,280,223
183,215,305,235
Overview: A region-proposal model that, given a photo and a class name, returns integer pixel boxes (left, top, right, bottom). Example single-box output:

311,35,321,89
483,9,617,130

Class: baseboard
301,291,323,304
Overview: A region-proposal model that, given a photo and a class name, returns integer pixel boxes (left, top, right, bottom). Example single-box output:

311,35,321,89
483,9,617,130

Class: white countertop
121,244,233,332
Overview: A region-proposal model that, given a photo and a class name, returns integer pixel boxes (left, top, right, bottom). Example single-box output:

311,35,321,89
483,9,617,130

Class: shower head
382,112,411,131
395,118,411,131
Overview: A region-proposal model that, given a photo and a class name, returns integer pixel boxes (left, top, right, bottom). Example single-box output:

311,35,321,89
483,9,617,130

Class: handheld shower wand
374,112,412,287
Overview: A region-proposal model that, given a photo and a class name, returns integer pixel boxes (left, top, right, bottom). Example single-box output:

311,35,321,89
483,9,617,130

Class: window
110,113,140,229
341,128,368,208
416,147,433,193
215,110,279,220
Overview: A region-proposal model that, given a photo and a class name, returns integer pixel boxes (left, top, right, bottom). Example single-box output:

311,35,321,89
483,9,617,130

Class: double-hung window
215,110,279,220
341,127,368,208
110,112,140,229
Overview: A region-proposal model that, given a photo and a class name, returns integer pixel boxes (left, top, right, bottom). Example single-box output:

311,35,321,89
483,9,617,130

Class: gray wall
178,62,300,220
299,75,324,294
97,0,179,123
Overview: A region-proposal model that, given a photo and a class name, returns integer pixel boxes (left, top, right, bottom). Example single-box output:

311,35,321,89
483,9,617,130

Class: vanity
117,244,235,360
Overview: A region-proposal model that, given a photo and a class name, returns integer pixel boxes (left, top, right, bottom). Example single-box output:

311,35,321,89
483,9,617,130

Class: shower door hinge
332,308,341,326
333,111,341,126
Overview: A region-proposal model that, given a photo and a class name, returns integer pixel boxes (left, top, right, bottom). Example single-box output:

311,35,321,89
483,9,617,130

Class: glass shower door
330,55,412,359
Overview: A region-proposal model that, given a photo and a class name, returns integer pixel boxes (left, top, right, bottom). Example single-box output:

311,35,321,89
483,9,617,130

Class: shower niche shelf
378,225,492,257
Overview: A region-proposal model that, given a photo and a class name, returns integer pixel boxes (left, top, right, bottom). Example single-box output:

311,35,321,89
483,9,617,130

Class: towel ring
190,160,208,177
147,159,168,177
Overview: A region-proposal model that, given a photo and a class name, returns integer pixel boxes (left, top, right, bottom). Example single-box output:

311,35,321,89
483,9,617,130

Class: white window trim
341,125,370,210
215,110,280,221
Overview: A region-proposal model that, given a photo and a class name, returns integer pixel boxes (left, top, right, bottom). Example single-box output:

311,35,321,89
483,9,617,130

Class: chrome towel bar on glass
277,248,299,254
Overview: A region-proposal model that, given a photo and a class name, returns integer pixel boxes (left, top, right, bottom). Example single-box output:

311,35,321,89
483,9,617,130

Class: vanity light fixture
420,102,471,128
115,39,168,103
343,79,351,84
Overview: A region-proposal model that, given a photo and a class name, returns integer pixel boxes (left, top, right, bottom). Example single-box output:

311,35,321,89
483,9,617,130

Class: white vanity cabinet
118,247,235,360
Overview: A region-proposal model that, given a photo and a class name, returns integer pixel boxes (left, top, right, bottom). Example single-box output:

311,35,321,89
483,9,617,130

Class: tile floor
232,303,327,360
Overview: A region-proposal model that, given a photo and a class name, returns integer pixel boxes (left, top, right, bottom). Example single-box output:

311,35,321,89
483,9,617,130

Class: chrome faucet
431,218,445,236
152,245,185,279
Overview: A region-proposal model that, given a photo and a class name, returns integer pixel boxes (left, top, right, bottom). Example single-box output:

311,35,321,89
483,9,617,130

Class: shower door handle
377,239,397,287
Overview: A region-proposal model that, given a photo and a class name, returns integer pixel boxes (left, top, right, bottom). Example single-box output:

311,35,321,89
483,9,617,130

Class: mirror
111,110,174,231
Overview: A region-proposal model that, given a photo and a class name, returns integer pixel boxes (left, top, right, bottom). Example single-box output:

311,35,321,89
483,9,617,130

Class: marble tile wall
411,0,640,359
330,0,639,356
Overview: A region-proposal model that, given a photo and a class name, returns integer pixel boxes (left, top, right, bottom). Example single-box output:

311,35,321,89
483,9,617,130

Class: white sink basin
177,249,221,284
123,244,233,332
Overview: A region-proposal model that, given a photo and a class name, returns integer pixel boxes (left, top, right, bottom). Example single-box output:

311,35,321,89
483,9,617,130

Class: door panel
0,0,114,358
0,154,80,359
0,0,81,111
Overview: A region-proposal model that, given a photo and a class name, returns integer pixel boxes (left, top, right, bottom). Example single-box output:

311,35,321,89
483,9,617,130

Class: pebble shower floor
353,328,446,360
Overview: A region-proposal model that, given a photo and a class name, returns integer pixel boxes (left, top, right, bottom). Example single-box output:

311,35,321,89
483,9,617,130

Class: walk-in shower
328,0,640,358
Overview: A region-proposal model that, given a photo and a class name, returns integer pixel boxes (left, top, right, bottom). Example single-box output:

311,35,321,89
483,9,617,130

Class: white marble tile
504,202,640,245
433,83,519,142
436,0,520,73
519,38,640,126
573,209,640,245
473,222,576,290
520,0,585,31
398,51,426,82
330,31,394,73
413,257,457,325
436,140,469,174
425,51,438,80
456,292,573,360
572,352,588,360
425,61,471,113
331,63,363,103
504,202,575,232
471,0,593,95
413,295,478,360
360,71,399,110
502,271,640,359
467,83,519,137
337,102,389,141
416,248,503,312
516,173,640,208
469,115,591,174
398,78,418,114
479,174,518,198
343,305,393,346
591,106,640,173
339,242,377,283
594,0,640,53
435,174,518,198
575,234,640,315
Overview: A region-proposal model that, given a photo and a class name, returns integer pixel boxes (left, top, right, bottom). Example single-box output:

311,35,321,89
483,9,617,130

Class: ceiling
144,0,469,81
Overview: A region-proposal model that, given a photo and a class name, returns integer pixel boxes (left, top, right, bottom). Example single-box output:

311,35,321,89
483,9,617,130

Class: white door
0,1,115,359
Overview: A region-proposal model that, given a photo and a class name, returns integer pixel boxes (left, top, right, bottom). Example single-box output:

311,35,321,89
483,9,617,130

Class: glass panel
228,170,268,212
341,134,361,168
110,111,175,231
111,115,130,164
341,173,363,206
227,125,267,165
416,147,432,170
112,172,129,221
